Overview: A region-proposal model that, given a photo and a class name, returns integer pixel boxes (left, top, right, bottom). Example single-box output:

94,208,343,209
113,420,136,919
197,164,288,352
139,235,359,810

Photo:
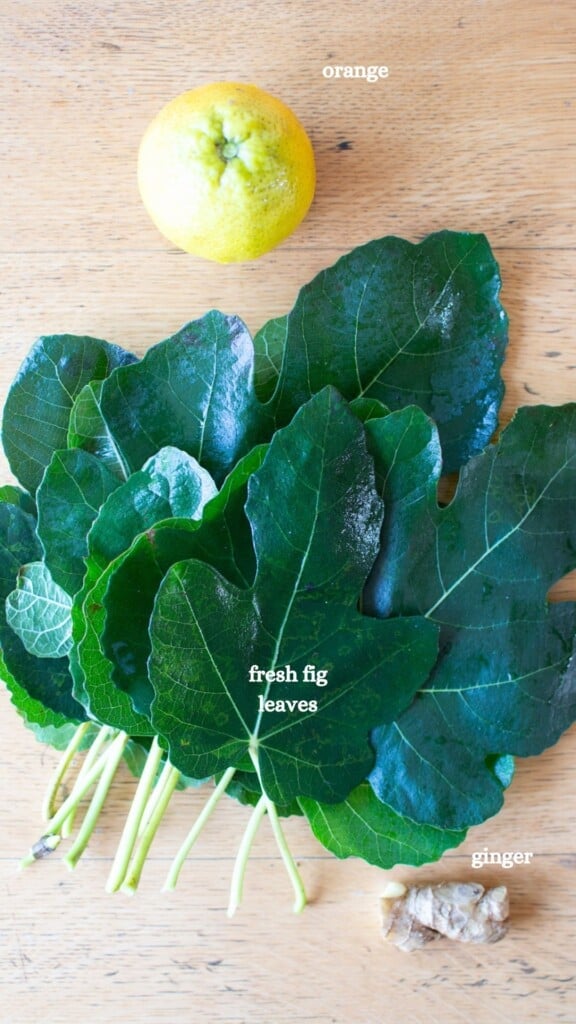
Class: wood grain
1,1,575,1021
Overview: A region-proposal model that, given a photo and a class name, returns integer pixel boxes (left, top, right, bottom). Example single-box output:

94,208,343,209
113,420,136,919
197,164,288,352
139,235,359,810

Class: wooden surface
1,1,575,1021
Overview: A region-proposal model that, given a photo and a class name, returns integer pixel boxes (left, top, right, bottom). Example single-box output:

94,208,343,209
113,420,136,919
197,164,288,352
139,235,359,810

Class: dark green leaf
100,444,266,719
363,404,576,828
74,313,271,486
299,782,466,867
0,485,35,515
88,446,217,573
1,334,136,493
255,230,508,472
69,568,153,735
67,380,131,480
70,447,221,733
253,314,285,402
149,389,439,805
37,449,120,595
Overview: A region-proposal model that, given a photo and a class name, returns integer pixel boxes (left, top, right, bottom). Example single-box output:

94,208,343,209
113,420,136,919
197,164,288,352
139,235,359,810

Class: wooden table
1,2,575,1021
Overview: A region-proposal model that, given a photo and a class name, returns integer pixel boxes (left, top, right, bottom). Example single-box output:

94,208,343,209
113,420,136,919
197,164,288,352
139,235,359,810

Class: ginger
381,880,509,952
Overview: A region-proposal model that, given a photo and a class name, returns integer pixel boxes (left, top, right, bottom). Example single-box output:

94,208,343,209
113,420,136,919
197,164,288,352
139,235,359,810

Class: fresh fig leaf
255,230,508,472
37,449,120,595
253,314,285,402
100,444,266,719
87,446,217,573
363,404,576,829
6,561,73,658
0,504,85,727
73,313,271,486
67,380,131,480
70,447,222,733
1,334,136,493
149,388,439,805
299,782,467,868
69,580,152,736
0,485,35,515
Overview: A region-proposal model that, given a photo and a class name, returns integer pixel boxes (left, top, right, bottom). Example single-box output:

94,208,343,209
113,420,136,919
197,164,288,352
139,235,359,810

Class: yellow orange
137,82,316,263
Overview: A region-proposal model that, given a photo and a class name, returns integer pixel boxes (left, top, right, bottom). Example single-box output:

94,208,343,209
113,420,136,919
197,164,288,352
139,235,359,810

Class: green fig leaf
72,313,271,486
99,444,266,720
255,230,508,472
6,561,73,659
36,449,120,595
149,389,439,805
70,447,222,733
87,446,217,573
1,334,136,493
363,404,576,829
299,782,467,868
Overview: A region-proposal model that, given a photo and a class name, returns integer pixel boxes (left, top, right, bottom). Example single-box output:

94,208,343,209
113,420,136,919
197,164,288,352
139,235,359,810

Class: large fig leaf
299,783,467,868
1,335,136,493
255,230,508,472
72,312,270,486
37,449,120,595
149,388,439,805
0,502,85,728
363,404,576,829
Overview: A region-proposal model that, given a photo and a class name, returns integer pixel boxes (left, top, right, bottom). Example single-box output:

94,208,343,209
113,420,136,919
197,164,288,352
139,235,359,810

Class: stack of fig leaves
1,230,575,914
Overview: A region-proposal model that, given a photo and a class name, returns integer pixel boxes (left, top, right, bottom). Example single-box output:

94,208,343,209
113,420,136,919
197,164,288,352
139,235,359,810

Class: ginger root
381,880,509,952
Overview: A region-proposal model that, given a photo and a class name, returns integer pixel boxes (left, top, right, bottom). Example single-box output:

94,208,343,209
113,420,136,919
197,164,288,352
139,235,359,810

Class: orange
137,82,316,263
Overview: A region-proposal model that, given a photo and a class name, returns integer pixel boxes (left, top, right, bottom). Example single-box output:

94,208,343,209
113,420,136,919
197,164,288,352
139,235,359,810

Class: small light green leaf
1,334,136,493
0,504,85,727
299,783,467,868
6,561,73,658
37,449,121,595
149,388,439,805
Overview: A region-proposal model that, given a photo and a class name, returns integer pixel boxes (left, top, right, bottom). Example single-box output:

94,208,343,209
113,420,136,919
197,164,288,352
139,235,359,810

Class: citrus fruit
137,82,316,263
